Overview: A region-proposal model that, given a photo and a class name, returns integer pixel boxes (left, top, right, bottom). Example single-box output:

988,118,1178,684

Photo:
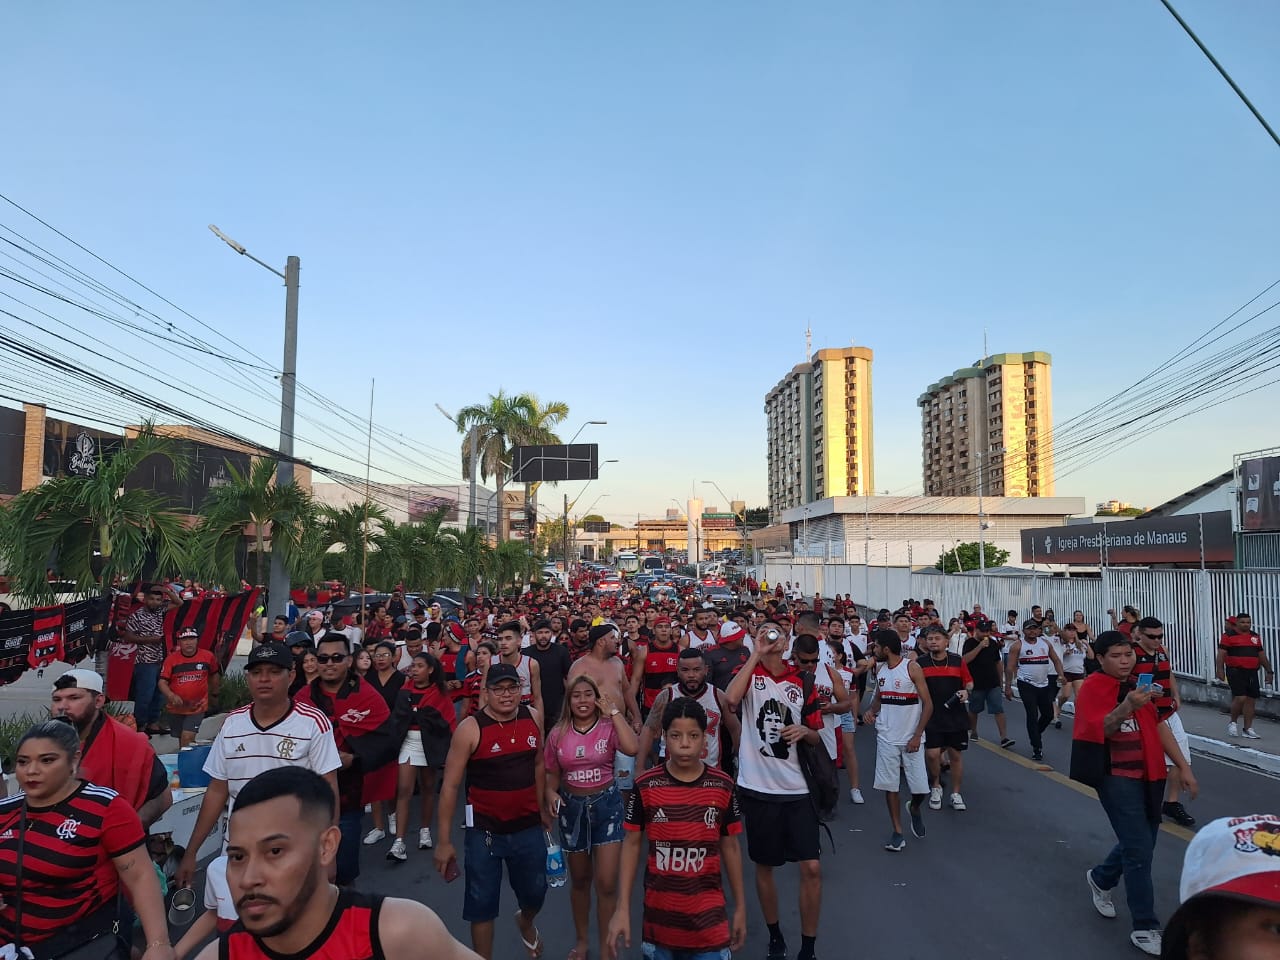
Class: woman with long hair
1071,610,1094,643
0,719,173,960
362,641,406,846
352,647,373,677
1054,623,1094,724
544,675,639,960
946,617,969,655
386,652,456,863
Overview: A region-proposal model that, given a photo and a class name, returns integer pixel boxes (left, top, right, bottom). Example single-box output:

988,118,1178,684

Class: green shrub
211,669,251,714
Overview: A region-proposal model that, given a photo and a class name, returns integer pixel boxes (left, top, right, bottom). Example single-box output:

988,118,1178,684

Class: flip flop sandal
515,912,544,958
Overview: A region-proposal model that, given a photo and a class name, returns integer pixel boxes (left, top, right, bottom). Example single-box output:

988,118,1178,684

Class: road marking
971,738,1195,843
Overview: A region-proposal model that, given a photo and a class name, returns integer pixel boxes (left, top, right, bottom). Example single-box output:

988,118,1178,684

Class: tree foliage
935,541,1010,575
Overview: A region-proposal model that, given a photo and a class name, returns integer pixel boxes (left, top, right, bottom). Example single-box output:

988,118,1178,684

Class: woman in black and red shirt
386,653,457,863
0,719,173,960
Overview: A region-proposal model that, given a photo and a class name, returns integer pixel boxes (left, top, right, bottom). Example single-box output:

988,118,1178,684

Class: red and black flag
28,606,66,669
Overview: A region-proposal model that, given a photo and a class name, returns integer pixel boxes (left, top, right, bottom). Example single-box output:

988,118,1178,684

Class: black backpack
798,671,840,823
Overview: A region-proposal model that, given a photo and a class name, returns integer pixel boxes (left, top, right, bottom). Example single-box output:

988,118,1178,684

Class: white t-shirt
205,701,342,806
947,632,969,656
736,663,815,797
202,856,239,929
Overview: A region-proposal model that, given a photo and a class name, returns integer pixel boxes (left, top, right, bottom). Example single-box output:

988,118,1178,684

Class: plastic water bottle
545,832,566,888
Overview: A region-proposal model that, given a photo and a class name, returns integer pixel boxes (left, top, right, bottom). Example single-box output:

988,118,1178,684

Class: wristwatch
610,708,620,717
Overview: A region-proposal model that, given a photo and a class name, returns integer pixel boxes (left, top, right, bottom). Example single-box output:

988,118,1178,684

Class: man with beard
297,635,399,886
51,668,172,826
705,620,753,691
566,618,593,661
637,646,739,770
200,767,477,960
685,605,720,649
524,618,570,721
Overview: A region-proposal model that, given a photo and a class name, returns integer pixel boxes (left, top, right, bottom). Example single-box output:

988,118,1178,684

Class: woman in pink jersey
544,676,639,960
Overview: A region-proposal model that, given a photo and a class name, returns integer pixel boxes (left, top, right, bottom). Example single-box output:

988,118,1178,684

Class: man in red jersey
608,696,746,960
1216,611,1275,740
199,767,477,960
630,617,681,721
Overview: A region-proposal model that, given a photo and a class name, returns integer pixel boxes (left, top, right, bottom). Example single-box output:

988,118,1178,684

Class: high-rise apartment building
919,351,1053,498
764,346,874,518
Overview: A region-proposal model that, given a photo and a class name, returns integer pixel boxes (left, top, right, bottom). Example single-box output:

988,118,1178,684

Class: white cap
1178,814,1280,907
719,621,746,645
56,668,104,694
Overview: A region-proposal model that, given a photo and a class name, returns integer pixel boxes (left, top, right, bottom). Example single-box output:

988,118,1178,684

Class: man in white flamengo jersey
637,647,740,770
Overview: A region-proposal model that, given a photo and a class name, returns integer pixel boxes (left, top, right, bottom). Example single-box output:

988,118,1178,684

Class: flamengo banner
1020,511,1234,565
0,597,112,687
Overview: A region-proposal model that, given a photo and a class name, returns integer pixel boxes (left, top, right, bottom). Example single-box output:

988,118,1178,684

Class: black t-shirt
525,642,572,721
704,644,751,691
962,635,1003,690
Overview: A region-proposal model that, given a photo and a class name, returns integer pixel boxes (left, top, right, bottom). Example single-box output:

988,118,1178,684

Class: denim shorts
837,712,856,734
462,824,548,923
967,687,1005,716
558,782,624,854
643,942,732,960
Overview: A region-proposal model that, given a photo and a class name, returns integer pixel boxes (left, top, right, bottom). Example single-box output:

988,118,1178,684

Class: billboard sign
1020,511,1234,565
408,487,460,523
511,444,598,483
583,520,611,533
1240,456,1280,532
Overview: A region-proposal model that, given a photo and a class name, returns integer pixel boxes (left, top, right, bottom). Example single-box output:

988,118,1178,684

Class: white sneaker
929,786,943,810
1061,701,1075,715
387,838,407,862
419,827,433,849
1243,727,1262,739
362,828,385,845
950,793,966,811
1228,722,1239,737
850,788,865,804
388,813,397,834
1087,869,1116,918
1129,930,1162,955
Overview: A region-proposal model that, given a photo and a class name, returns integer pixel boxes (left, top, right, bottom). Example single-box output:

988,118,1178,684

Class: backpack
798,671,840,824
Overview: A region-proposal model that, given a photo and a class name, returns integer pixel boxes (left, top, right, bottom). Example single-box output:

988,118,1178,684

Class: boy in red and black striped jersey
608,696,746,960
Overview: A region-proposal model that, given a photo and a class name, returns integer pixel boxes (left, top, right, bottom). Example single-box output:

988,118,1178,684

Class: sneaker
950,793,966,811
362,828,385,846
1243,728,1262,740
929,786,943,810
883,832,906,852
1054,720,1062,729
386,838,407,862
388,813,397,834
766,940,787,960
1162,801,1195,827
1086,869,1116,918
1061,701,1075,715
1032,751,1044,763
909,808,926,839
1129,930,1162,955
419,828,433,850
1228,721,1239,737
850,788,865,804
1000,738,1016,749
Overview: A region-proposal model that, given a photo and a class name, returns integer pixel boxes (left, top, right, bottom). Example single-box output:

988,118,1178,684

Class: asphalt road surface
191,714,1273,960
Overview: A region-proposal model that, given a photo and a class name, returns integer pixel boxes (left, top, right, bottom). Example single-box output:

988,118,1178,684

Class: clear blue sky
3,1,1278,524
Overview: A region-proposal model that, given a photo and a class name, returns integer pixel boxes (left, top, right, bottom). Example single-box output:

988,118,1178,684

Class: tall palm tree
193,456,313,588
0,422,190,603
370,508,453,593
455,391,568,541
487,539,539,596
320,501,389,592
441,525,490,597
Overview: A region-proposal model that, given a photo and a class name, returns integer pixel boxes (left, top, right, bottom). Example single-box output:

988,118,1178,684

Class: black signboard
128,442,253,513
583,520,611,533
511,444,599,483
1020,511,1234,565
1240,456,1280,533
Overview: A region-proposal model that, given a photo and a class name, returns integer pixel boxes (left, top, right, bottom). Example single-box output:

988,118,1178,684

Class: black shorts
740,791,820,866
1227,667,1261,699
925,729,969,752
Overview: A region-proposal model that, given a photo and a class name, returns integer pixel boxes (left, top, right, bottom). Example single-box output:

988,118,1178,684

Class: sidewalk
1176,699,1280,776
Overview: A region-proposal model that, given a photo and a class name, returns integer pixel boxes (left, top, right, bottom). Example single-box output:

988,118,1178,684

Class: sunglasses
796,656,819,666
315,653,347,664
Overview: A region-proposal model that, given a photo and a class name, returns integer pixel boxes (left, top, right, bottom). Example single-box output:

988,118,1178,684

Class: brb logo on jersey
654,842,707,874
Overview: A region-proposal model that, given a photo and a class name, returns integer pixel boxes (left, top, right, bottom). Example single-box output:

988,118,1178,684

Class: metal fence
763,559,1279,691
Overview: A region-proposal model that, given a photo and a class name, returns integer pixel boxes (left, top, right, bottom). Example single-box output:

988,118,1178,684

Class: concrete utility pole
209,225,298,618
434,404,479,529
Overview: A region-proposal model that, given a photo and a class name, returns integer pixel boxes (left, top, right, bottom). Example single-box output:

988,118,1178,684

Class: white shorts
1163,711,1191,768
398,730,429,767
874,737,929,794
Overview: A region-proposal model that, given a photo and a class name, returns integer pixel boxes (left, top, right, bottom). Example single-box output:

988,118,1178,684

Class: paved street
328,717,1276,960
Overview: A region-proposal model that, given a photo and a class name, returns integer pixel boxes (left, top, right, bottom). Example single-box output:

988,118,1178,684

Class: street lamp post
209,225,298,619
435,403,480,530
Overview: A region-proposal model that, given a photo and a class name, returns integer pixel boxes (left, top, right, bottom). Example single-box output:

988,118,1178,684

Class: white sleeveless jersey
1016,637,1052,688
513,654,534,704
875,658,921,746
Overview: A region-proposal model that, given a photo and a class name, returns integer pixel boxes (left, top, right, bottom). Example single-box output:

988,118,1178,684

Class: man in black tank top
196,767,477,960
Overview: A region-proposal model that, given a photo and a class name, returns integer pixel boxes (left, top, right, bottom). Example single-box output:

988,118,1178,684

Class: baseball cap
588,624,618,646
176,626,200,640
718,622,746,645
485,663,521,687
246,642,294,670
54,668,104,694
1164,814,1280,959
285,630,313,648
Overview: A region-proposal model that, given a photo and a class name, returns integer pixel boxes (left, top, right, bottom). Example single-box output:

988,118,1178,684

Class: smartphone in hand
1136,673,1154,692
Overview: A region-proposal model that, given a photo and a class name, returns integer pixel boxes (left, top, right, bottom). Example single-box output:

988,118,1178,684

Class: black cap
485,663,521,687
246,642,295,670
588,624,618,646
285,630,313,648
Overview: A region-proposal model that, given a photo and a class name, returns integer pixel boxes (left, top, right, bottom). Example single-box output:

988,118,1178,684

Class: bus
640,555,665,574
615,551,640,576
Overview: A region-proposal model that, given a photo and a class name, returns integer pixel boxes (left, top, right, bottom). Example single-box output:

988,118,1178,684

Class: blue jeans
642,944,731,960
131,662,163,726
1091,775,1162,930
337,809,364,885
462,825,548,923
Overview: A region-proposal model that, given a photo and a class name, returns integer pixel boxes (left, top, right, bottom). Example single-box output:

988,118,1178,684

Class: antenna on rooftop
805,325,812,362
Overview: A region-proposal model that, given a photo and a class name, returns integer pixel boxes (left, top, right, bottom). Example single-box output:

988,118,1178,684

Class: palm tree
370,509,453,593
320,501,389,592
455,391,568,541
0,422,190,603
441,525,490,597
192,456,313,589
487,539,539,596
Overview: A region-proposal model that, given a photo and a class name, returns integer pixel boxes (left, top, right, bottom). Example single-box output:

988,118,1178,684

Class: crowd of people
0,580,1276,960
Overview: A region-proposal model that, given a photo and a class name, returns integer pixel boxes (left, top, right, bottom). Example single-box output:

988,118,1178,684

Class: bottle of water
545,832,566,888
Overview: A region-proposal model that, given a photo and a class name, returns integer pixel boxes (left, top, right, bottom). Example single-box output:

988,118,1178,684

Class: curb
1188,734,1280,776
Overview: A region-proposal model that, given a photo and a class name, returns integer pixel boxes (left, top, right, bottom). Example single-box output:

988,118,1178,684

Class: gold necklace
494,715,517,744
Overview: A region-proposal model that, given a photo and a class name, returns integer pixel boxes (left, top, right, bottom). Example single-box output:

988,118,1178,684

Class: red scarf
80,713,158,811
1070,672,1165,787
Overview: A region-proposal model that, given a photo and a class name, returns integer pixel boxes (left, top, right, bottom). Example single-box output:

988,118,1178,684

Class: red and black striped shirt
219,888,385,960
466,706,541,834
1220,632,1264,671
1130,644,1175,721
642,644,680,709
624,763,742,952
919,653,973,733
0,781,145,944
